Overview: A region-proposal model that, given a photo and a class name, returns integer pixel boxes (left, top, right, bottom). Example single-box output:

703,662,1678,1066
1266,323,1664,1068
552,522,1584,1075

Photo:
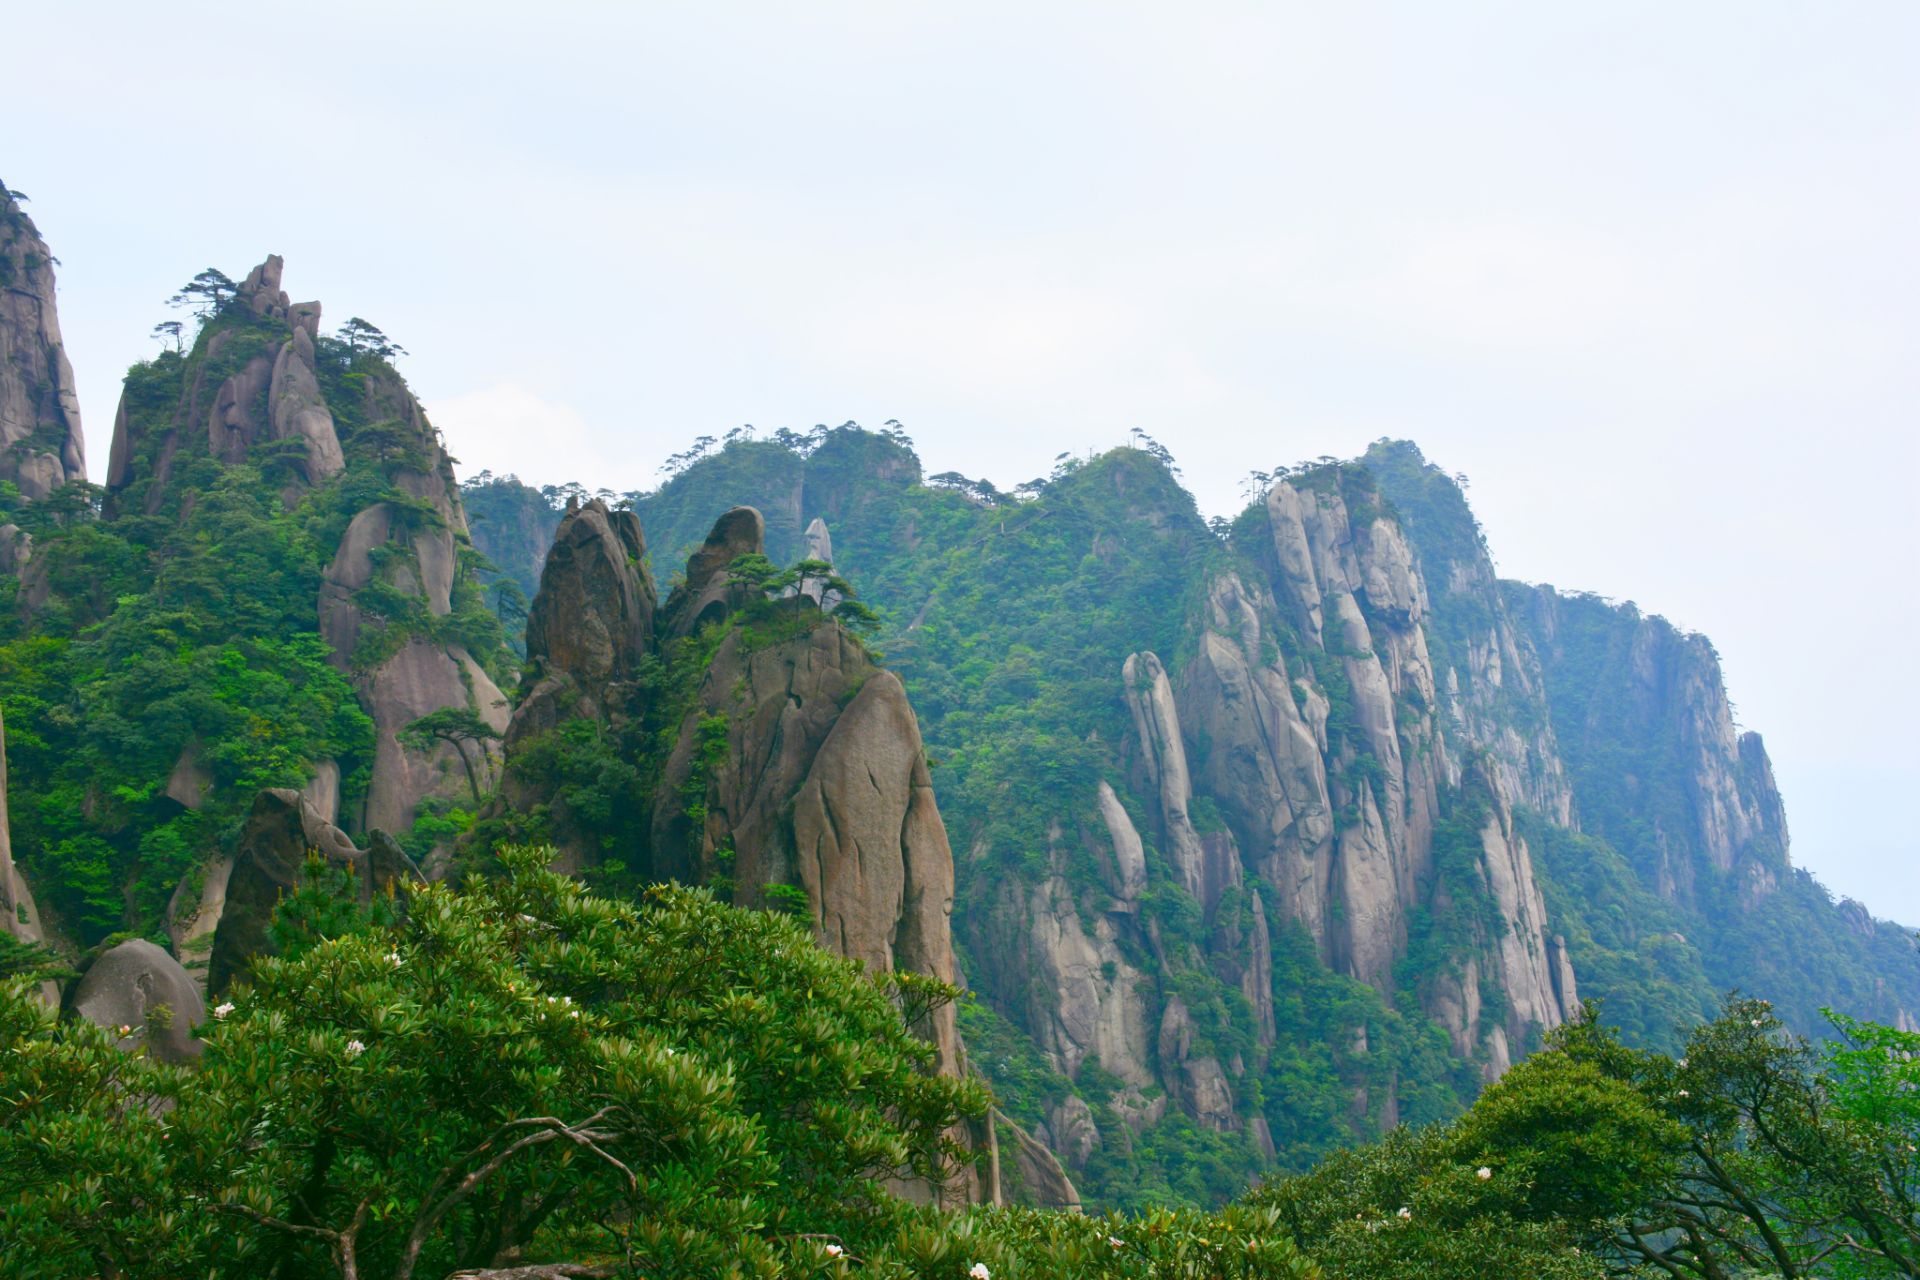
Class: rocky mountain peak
523,498,655,690
0,185,86,501
659,504,765,637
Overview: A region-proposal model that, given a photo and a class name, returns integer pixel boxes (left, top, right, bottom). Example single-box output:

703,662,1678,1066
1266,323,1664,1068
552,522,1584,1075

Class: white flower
1108,1236,1126,1249
825,1244,845,1258
116,1024,132,1037
1750,1018,1763,1028
971,1265,991,1280
385,952,402,968
568,1009,580,1018
1396,1206,1412,1220
1677,1089,1690,1098
345,1039,366,1057
214,1001,235,1020
1677,1058,1687,1067
1477,1166,1492,1180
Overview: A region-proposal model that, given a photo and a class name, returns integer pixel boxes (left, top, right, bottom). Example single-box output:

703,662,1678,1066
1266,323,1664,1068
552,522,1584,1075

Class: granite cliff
103,255,510,842
468,426,1920,1209
0,187,86,504
1,245,513,973
490,498,1019,1204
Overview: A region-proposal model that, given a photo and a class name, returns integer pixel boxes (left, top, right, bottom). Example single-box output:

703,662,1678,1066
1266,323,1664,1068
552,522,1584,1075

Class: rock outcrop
96,255,507,843
657,505,765,638
107,255,334,512
0,706,60,1003
1509,584,1789,907
0,521,28,575
0,187,86,500
494,497,657,870
207,788,419,992
508,498,655,748
969,463,1588,1150
165,851,233,993
499,503,991,1198
651,592,969,1077
999,1110,1081,1210
69,939,205,1063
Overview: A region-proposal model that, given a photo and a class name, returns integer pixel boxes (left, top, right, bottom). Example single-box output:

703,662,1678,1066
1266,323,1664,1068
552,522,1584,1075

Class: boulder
69,939,205,1063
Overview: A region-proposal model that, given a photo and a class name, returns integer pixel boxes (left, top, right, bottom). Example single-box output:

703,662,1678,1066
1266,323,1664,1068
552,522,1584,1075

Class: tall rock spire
0,185,86,500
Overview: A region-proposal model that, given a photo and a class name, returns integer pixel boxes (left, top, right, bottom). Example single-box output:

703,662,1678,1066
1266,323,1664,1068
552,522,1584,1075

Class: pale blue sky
10,3,1918,915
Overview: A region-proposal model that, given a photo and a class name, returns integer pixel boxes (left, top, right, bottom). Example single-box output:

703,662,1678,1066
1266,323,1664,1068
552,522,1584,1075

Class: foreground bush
0,847,1318,1279
1253,998,1920,1279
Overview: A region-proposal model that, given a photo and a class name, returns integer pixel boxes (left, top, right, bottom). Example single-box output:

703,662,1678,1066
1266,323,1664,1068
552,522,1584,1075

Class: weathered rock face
165,850,232,993
509,499,655,744
1113,472,1574,1088
0,188,86,500
107,255,336,512
0,708,53,965
308,342,508,839
1510,584,1788,907
524,499,654,688
96,255,504,843
504,502,984,1175
0,522,28,576
69,939,205,1063
988,465,1584,1147
267,325,345,485
208,788,418,992
657,505,765,639
632,507,988,1200
999,1110,1081,1210
494,498,659,869
653,616,972,1067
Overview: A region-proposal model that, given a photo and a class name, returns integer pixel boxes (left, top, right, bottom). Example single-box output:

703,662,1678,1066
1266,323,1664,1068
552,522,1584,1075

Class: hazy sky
11,4,1917,916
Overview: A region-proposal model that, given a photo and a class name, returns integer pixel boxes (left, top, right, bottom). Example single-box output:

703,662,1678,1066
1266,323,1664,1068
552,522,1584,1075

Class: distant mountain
4,184,1910,1215
457,427,1920,1209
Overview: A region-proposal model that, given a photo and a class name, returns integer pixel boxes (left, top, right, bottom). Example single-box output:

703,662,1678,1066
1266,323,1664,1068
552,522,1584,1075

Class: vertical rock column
0,707,59,1003
0,187,86,500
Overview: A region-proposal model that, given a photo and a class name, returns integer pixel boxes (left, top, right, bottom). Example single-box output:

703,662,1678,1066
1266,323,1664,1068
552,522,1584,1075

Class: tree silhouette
400,707,501,805
168,269,238,319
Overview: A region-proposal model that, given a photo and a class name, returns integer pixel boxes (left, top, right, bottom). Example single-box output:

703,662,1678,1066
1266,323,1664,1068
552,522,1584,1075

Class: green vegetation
1504,584,1920,1038
11,853,1916,1280
608,431,1488,1209
0,274,511,946
1252,997,1920,1278
0,847,1319,1280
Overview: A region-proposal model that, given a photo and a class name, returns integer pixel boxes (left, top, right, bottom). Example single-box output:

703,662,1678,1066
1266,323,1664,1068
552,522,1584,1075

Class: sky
10,3,1918,916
